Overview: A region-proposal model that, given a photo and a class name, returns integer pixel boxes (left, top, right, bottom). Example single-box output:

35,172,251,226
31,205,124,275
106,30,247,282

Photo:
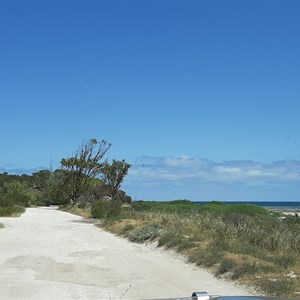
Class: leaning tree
61,139,111,201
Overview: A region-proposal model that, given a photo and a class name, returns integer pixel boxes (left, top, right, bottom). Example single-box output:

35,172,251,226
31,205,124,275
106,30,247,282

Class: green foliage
0,181,37,207
91,200,122,219
0,205,25,217
131,200,270,216
4,191,31,207
61,139,111,201
77,201,87,209
101,159,131,201
131,200,197,213
225,203,269,216
0,138,132,207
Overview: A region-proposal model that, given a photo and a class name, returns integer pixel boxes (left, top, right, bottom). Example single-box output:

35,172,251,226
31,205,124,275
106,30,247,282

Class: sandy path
0,207,253,300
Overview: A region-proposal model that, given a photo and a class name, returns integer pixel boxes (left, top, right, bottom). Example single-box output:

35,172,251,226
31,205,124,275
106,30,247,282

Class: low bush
225,204,269,216
91,200,122,219
77,201,87,209
0,192,31,207
0,205,25,217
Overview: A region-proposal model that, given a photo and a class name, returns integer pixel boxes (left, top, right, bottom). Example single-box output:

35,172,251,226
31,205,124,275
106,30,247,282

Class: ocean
194,201,300,211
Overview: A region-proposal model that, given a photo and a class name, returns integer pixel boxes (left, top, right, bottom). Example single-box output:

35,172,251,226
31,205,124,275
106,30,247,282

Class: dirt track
0,207,252,299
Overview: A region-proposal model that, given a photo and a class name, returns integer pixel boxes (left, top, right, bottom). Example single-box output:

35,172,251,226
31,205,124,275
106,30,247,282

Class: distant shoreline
268,208,300,216
193,200,300,211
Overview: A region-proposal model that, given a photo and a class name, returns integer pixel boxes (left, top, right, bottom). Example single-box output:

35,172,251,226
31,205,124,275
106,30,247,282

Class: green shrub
77,201,87,209
131,200,199,214
0,205,25,217
0,195,11,207
201,202,229,214
91,200,121,219
3,191,31,207
225,204,269,216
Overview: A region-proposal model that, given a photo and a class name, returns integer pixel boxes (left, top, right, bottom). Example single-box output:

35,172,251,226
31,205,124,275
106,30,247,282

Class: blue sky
1,0,300,201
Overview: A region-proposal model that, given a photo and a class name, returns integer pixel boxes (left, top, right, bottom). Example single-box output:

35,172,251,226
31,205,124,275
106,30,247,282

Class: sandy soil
0,207,253,300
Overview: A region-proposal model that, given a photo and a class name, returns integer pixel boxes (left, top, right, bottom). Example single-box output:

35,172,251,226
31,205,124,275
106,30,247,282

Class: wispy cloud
123,156,300,201
128,156,300,184
0,165,48,175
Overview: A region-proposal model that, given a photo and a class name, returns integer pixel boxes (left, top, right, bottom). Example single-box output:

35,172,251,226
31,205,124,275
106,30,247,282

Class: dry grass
62,203,300,298
61,204,92,219
100,210,300,298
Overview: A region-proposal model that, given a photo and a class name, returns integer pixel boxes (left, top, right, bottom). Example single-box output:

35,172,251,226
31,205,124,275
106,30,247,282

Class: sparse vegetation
60,204,92,219
83,200,300,298
0,138,131,214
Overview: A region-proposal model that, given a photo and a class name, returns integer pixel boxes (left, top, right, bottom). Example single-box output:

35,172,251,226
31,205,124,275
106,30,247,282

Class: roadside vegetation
0,173,34,217
0,138,131,218
65,199,300,298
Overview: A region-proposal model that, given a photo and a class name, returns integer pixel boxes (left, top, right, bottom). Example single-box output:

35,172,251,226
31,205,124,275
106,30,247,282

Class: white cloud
127,156,300,185
0,166,48,175
123,156,300,201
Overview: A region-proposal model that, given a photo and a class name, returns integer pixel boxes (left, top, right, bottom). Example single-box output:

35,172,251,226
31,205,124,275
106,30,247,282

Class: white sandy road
0,207,253,300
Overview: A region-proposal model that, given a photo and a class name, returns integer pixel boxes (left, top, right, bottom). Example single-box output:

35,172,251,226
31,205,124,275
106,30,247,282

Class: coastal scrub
99,201,300,298
63,200,300,298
